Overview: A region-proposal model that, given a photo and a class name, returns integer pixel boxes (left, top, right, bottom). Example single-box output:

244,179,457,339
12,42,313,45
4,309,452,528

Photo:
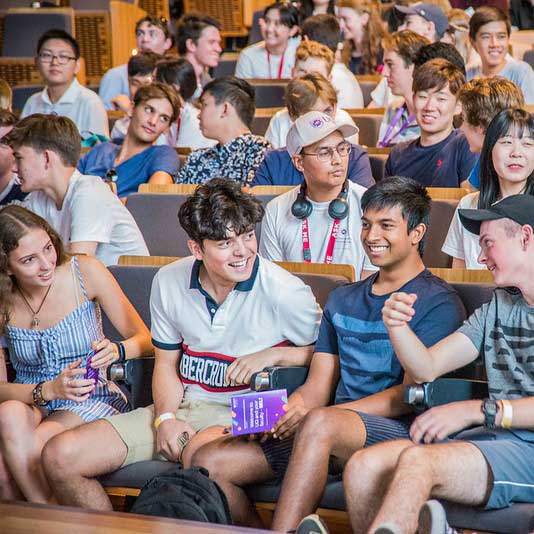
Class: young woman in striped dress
0,205,152,503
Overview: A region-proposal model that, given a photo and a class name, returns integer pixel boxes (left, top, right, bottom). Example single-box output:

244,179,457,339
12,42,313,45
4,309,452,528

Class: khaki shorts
104,399,231,467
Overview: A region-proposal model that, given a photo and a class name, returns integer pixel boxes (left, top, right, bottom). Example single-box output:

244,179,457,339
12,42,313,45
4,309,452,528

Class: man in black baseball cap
341,192,534,533
459,194,534,236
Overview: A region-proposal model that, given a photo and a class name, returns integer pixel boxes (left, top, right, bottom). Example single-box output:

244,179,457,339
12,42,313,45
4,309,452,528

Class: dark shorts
260,410,414,484
454,426,534,510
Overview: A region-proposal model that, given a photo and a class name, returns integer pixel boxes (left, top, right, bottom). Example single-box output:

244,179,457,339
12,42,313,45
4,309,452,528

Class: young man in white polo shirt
43,179,321,511
260,110,374,280
8,114,148,266
21,30,109,139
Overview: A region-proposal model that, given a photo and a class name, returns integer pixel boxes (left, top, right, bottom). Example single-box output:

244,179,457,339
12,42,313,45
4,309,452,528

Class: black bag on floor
130,466,232,524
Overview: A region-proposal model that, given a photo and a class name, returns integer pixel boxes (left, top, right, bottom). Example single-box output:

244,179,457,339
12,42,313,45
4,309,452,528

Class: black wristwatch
482,398,498,429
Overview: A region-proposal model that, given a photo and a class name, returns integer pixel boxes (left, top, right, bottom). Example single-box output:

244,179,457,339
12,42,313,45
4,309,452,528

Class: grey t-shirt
458,288,534,400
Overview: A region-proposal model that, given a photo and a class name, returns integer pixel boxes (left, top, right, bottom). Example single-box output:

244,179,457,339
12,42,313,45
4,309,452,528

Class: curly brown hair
0,205,68,334
338,0,386,74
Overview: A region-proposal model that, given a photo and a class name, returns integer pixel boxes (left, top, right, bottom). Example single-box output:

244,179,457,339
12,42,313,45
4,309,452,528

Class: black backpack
131,466,232,524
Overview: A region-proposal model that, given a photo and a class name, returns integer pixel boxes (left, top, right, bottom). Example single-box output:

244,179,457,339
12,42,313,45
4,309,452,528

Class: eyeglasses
38,51,77,65
105,168,118,183
301,141,352,162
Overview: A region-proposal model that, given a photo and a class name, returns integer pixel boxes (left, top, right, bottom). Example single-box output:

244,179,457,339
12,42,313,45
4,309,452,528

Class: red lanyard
302,218,341,264
266,49,286,79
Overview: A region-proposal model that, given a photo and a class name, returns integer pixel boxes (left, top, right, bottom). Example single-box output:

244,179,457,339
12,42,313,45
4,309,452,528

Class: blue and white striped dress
5,256,128,422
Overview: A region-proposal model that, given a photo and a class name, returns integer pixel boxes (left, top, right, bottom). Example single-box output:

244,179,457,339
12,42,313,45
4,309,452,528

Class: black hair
202,76,255,129
298,0,336,23
37,29,80,59
361,176,431,255
176,12,221,56
155,57,197,102
178,178,264,245
301,14,341,54
127,52,161,77
479,108,534,209
414,42,466,76
263,2,300,28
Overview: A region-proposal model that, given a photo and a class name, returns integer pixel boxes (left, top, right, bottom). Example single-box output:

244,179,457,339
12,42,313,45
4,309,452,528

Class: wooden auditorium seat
350,111,383,148
184,0,248,38
247,78,288,108
355,74,381,107
423,198,458,269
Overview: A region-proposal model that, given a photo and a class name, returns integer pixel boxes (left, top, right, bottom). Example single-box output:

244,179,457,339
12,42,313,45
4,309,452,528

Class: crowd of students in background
0,1,534,533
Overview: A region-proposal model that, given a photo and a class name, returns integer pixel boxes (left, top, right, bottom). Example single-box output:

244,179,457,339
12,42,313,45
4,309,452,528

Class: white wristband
154,412,176,430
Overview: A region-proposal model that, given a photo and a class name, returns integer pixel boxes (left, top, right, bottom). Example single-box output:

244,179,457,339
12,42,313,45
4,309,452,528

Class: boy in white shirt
266,41,358,148
8,114,147,266
260,111,375,279
22,30,109,140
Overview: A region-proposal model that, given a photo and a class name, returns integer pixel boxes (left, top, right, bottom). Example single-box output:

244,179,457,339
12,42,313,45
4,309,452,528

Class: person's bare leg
0,400,84,503
369,442,491,533
271,407,367,532
42,419,128,511
344,439,413,533
0,448,23,501
192,435,274,528
181,425,227,469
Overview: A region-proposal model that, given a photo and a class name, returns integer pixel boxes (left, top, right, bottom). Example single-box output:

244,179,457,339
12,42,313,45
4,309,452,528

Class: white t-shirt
370,77,393,108
24,170,148,266
235,37,300,79
441,192,482,269
265,108,359,148
150,255,322,405
21,79,109,138
331,63,364,109
259,181,375,278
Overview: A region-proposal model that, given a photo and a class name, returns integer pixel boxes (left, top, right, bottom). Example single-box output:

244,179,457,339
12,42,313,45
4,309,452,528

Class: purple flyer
231,389,289,436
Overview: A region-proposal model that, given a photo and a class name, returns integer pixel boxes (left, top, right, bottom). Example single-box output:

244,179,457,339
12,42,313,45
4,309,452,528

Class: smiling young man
78,83,180,198
191,176,465,531
22,29,108,139
178,76,271,185
259,110,373,278
467,7,534,105
342,194,534,534
42,179,321,512
176,12,222,101
385,58,477,187
99,15,174,109
378,31,429,147
8,114,148,266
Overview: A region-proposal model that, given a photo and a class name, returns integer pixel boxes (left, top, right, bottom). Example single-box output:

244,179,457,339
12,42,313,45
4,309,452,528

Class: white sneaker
418,500,459,534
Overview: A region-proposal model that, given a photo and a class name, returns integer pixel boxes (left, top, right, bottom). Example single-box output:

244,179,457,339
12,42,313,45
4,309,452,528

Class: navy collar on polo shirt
189,256,260,320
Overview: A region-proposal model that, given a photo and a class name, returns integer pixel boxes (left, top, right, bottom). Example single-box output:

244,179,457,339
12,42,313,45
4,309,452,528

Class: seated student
0,205,152,504
191,176,466,531
235,2,300,80
178,77,271,185
380,40,468,149
0,78,12,110
459,78,525,192
367,2,447,111
385,59,478,187
378,31,429,147
43,179,322,511
176,13,222,101
267,73,359,149
443,108,534,269
337,0,386,76
300,14,364,109
260,111,374,278
0,111,25,205
78,83,180,198
154,57,216,149
343,193,534,534
22,30,108,140
467,7,534,105
99,15,173,110
8,115,148,266
109,52,162,143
